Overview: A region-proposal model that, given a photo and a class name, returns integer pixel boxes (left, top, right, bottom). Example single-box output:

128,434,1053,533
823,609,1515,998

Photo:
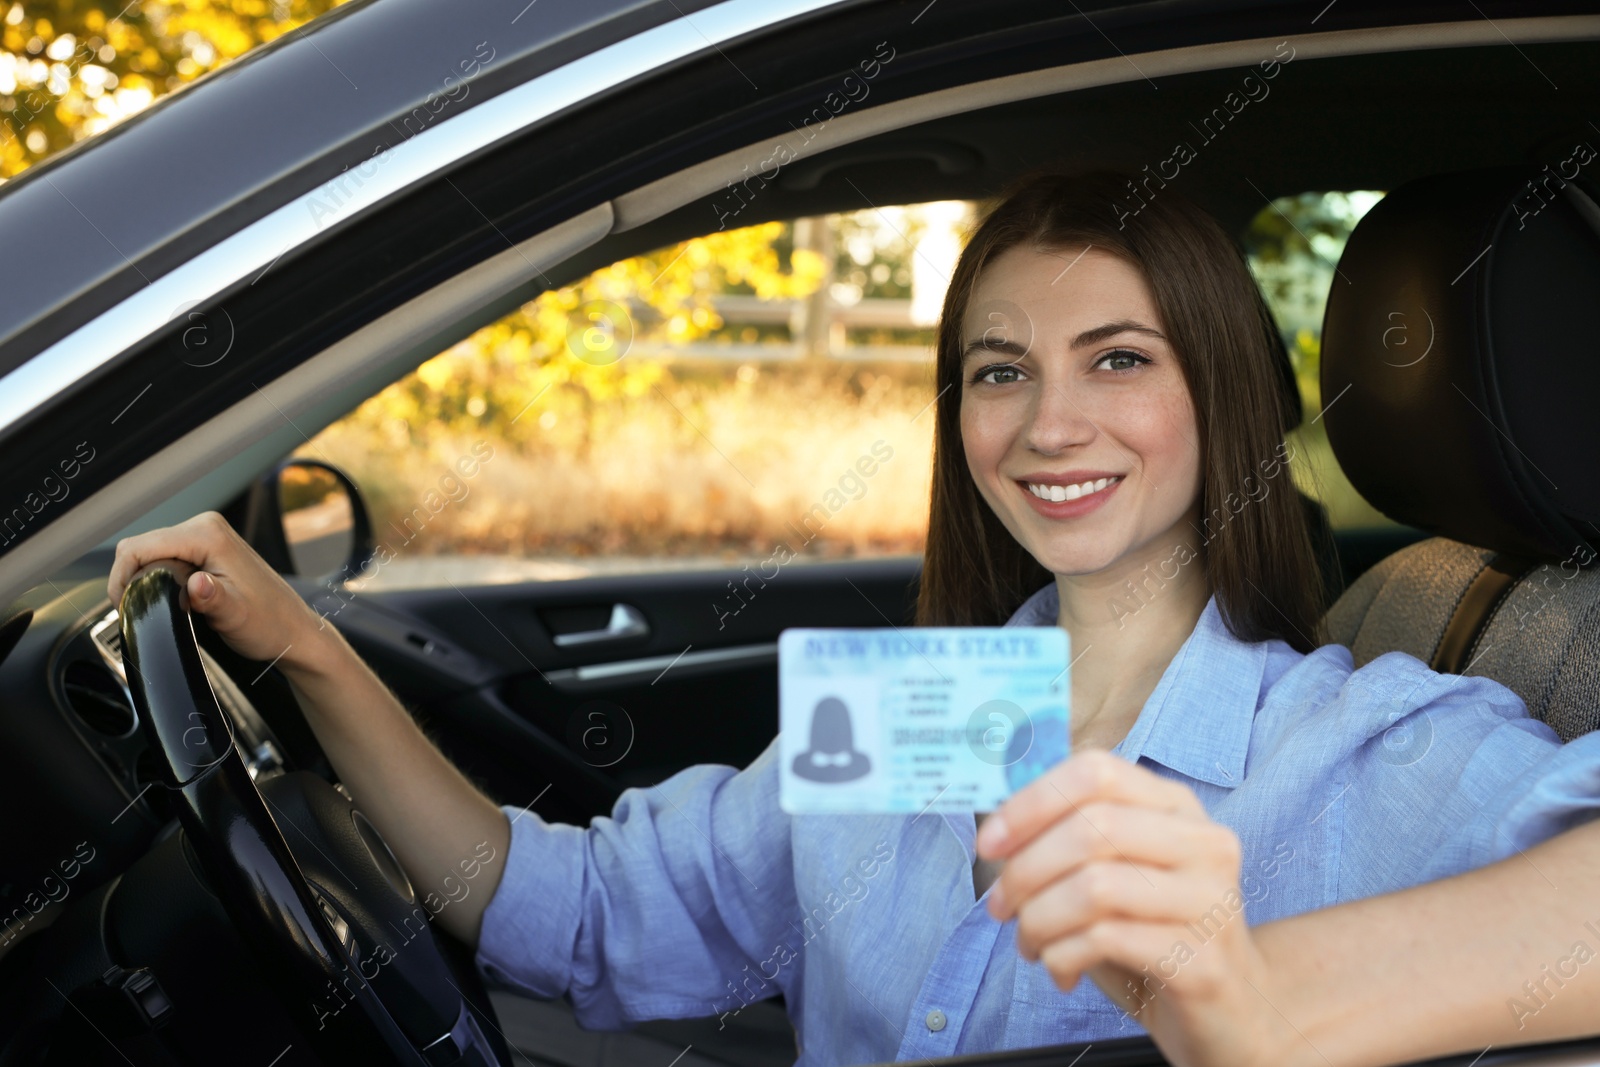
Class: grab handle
551,603,649,648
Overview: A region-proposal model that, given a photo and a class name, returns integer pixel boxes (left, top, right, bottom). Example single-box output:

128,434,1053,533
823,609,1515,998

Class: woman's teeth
1025,476,1121,503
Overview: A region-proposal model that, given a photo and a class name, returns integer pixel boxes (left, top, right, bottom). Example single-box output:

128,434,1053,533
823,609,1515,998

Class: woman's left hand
977,749,1304,1067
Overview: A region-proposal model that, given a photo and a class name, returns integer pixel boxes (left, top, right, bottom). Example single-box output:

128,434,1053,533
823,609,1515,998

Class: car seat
1320,165,1600,740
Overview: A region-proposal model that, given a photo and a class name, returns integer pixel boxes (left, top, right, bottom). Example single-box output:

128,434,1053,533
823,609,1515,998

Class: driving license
777,627,1069,815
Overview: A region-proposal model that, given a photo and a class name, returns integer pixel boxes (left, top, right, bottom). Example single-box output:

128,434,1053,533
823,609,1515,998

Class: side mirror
242,460,375,584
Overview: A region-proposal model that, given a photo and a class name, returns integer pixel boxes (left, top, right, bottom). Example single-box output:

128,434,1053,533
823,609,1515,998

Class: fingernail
976,812,1008,855
195,572,215,598
988,880,1007,915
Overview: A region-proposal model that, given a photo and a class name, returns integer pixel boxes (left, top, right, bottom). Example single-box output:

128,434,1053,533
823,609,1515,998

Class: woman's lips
1016,474,1124,518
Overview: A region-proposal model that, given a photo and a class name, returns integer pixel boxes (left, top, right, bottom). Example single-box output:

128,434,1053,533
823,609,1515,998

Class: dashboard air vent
61,659,137,738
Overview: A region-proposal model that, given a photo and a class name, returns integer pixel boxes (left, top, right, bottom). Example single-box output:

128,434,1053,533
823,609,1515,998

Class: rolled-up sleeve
1327,653,1600,900
1454,726,1600,863
474,734,799,1028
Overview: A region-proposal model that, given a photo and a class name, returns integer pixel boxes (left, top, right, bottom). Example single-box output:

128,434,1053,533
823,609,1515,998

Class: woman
107,171,1600,1065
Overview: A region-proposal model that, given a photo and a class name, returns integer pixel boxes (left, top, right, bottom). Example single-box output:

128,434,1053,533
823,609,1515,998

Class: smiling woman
441,169,1600,1066
82,157,1600,1067
919,170,1320,652
397,170,1600,1061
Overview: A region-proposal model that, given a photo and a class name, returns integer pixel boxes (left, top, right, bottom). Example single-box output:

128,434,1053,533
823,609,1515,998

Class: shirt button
925,1009,947,1032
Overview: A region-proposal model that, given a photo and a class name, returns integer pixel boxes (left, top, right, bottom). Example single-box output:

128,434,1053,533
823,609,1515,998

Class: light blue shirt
474,585,1600,1065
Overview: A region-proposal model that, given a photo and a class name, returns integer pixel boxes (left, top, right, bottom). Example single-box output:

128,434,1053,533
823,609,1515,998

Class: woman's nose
1023,376,1098,455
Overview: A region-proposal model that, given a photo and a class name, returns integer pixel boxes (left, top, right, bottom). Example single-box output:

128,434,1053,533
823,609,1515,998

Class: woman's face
958,244,1203,581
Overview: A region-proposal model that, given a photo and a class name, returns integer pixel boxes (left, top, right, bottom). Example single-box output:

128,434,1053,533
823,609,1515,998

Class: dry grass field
302,359,939,572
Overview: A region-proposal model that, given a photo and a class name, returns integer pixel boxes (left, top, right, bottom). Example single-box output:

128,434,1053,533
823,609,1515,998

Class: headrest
1322,165,1600,563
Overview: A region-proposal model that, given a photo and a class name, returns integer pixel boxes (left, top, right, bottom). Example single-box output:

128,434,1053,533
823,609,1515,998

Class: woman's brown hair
915,170,1326,653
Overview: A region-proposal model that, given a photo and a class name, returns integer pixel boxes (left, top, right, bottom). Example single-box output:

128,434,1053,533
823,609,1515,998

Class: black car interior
3,18,1600,1067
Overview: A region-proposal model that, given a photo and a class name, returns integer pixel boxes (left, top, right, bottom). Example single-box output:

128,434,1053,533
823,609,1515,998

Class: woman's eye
972,363,1024,385
1096,349,1150,373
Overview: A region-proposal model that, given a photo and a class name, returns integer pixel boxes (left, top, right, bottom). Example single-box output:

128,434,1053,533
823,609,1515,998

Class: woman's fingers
1009,860,1243,961
978,749,1209,861
108,512,259,644
977,751,1266,1059
107,510,238,604
974,760,1287,1067
180,554,254,635
991,806,1241,921
1035,917,1194,997
107,511,325,665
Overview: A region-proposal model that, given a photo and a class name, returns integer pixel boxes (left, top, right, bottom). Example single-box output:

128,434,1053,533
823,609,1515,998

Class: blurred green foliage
1243,189,1384,412
1243,190,1392,528
1,0,350,179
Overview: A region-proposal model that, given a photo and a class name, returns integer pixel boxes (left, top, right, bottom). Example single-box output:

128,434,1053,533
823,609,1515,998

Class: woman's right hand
107,510,333,670
979,750,1301,1067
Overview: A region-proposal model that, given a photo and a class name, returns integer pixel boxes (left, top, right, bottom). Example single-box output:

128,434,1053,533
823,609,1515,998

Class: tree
1242,189,1385,404
374,220,828,448
1,0,348,180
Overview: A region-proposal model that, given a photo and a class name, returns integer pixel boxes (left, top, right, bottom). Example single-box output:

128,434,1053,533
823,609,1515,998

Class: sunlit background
4,2,1390,589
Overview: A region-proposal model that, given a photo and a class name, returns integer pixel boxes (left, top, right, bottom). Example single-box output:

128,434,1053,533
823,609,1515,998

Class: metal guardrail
643,294,936,361
631,342,934,361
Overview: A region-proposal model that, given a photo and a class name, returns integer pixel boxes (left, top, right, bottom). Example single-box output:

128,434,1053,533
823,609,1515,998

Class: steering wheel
118,558,508,1066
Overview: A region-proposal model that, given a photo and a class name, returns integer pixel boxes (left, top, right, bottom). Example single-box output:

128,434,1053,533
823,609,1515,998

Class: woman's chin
1025,544,1127,581
1007,506,1202,589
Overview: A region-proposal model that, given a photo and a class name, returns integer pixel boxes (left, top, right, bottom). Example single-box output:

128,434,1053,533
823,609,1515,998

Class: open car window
293,205,975,591
295,190,1402,593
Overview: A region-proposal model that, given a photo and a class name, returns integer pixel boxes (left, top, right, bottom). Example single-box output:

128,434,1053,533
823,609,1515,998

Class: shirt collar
1004,583,1266,789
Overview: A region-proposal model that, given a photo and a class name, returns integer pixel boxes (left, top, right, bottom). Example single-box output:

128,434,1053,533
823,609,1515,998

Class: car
2,0,1599,1064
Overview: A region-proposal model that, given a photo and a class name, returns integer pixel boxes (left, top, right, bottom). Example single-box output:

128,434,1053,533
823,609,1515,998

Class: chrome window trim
0,0,849,435
0,205,613,606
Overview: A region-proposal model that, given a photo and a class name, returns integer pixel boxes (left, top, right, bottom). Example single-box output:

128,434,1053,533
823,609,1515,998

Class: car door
298,555,922,825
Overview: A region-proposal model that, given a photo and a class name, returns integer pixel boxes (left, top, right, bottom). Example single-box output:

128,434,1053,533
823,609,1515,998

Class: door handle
551,603,650,648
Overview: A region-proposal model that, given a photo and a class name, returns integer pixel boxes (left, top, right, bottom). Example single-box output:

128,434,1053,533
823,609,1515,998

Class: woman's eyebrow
961,320,1164,358
961,337,1029,359
1072,320,1166,348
